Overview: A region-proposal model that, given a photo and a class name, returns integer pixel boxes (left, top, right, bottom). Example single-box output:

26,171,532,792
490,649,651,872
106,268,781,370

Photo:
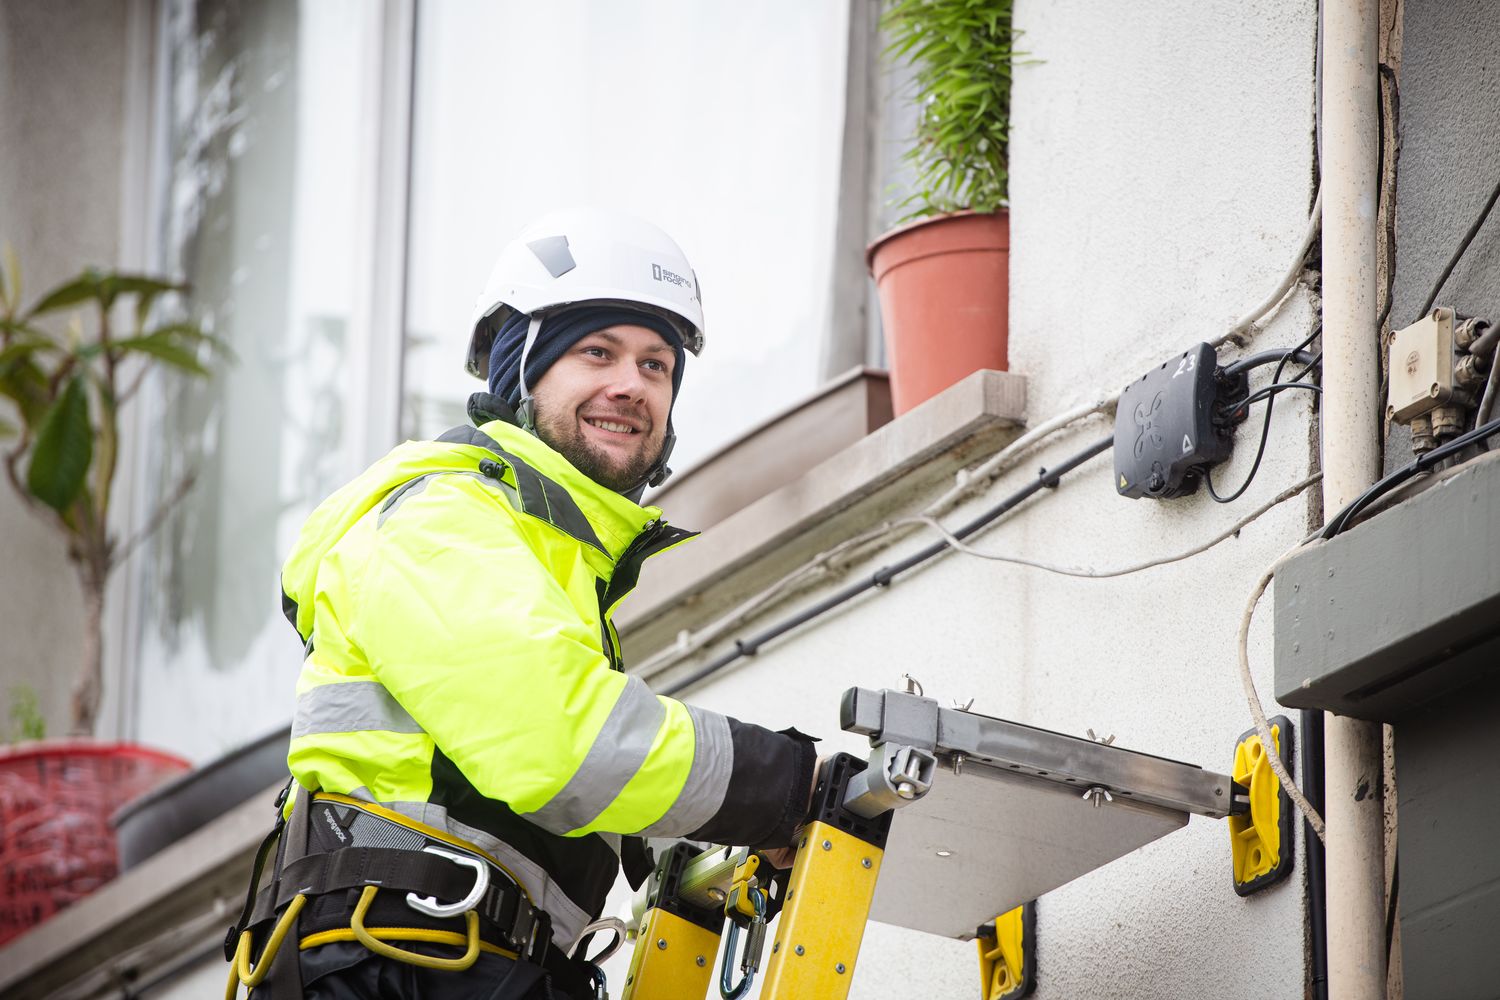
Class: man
228,209,817,999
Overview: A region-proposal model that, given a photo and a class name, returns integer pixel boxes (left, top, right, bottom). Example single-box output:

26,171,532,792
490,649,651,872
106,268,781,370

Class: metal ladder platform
840,686,1238,939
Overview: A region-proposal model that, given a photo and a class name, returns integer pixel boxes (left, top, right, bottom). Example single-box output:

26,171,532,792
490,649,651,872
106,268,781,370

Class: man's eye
582,346,608,359
643,359,668,374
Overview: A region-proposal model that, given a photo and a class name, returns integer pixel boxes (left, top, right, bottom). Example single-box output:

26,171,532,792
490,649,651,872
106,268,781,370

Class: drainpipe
1319,0,1387,997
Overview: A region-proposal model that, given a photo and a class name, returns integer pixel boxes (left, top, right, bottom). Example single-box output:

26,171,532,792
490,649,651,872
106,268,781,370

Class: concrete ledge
620,369,1027,663
1273,449,1500,720
647,366,892,530
0,782,280,1000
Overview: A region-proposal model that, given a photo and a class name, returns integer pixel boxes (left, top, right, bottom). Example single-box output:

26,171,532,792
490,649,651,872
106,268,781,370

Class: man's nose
603,362,646,400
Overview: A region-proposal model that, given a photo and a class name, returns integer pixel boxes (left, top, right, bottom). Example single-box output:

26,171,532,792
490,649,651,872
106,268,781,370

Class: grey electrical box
1114,343,1237,499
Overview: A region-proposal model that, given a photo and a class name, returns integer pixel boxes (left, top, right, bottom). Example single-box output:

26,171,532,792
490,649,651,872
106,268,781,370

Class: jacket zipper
597,520,697,667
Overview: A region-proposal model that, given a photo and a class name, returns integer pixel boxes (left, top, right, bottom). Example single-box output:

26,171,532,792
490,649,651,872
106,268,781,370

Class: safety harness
224,783,582,999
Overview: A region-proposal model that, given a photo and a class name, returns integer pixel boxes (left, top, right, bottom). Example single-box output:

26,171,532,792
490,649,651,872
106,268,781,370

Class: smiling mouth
584,417,640,435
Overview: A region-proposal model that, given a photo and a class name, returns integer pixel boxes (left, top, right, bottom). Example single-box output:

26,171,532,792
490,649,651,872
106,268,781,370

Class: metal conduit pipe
1319,0,1388,996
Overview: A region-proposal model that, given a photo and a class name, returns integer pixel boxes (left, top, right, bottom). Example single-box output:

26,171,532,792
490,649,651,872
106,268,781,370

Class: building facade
4,0,1497,997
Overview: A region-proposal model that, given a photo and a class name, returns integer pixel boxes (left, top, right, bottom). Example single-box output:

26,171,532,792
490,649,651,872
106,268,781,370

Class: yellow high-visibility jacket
280,394,815,949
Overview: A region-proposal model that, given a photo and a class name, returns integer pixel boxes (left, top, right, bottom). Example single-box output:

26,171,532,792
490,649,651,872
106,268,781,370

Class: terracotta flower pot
867,209,1010,415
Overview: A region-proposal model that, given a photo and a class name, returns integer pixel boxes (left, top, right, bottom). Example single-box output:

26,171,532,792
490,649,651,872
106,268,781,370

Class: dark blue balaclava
486,304,686,411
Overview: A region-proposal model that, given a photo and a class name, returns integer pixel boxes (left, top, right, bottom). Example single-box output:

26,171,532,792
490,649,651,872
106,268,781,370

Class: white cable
637,190,1325,678
915,472,1321,578
1220,188,1325,346
1238,540,1327,844
924,400,1115,518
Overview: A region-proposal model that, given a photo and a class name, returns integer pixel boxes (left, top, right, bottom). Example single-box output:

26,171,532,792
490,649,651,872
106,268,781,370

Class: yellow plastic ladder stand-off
623,820,886,1000
622,904,722,1000
1229,723,1284,887
758,819,885,999
976,905,1029,1000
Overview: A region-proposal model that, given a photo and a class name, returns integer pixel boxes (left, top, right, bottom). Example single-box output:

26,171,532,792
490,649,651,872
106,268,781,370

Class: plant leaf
112,331,211,375
98,273,182,315
27,373,92,512
0,334,53,369
107,275,182,298
145,322,235,365
113,275,184,329
25,270,103,319
0,358,52,427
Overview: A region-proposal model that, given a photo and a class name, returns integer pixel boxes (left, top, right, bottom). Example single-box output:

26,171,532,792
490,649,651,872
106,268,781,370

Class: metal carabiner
407,845,490,919
574,915,628,966
719,887,767,1000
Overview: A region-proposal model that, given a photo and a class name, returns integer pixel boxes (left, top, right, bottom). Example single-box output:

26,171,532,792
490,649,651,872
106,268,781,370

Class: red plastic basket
0,742,190,945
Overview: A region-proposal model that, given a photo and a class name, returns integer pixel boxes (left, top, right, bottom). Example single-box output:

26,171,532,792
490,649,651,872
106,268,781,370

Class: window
401,1,851,472
131,0,382,758
129,0,854,757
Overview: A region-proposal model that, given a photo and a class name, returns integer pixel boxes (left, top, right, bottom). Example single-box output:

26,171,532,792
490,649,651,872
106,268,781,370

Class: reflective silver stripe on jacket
348,791,595,951
636,704,732,838
292,681,423,739
523,675,665,834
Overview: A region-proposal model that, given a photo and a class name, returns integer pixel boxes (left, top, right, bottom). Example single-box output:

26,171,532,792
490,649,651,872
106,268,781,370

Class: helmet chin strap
622,426,674,504
515,314,546,433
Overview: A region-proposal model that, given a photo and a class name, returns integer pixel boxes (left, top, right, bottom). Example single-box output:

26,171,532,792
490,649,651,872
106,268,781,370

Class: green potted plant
868,0,1016,415
0,254,227,735
0,253,223,942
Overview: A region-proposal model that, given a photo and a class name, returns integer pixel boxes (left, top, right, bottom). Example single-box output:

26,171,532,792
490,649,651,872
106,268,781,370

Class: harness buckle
406,845,490,919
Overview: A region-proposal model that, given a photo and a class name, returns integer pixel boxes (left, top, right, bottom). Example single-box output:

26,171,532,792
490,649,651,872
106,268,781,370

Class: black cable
1415,172,1500,321
1322,414,1500,538
1207,327,1323,505
662,435,1114,696
1289,351,1323,384
1234,381,1324,411
1385,854,1400,967
1222,348,1318,377
1301,707,1329,1000
1207,383,1322,504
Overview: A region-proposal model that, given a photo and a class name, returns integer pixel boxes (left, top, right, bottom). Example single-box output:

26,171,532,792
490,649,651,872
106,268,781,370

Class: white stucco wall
637,2,1322,997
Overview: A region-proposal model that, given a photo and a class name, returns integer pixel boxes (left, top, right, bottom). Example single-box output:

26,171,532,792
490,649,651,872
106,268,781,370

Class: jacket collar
464,393,666,560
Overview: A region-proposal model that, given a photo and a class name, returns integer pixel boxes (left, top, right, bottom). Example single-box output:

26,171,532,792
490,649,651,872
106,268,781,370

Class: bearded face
528,324,674,493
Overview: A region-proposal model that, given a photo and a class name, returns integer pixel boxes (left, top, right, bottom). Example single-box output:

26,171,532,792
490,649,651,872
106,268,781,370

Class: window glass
402,1,850,474
132,0,379,759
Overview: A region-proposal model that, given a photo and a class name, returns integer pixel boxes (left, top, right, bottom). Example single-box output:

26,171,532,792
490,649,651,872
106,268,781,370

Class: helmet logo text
651,263,692,290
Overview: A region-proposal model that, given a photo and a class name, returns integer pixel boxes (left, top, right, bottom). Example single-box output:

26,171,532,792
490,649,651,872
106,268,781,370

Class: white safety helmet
466,207,707,383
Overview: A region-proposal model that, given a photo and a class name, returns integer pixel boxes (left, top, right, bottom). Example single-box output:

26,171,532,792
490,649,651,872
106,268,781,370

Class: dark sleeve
686,720,819,849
